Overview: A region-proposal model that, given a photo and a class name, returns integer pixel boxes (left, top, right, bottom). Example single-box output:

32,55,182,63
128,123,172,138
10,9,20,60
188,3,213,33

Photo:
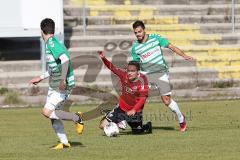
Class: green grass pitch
0,100,240,160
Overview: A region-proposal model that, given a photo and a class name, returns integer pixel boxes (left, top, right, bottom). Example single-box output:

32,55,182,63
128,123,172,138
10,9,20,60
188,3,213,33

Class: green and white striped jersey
131,34,170,74
45,36,75,91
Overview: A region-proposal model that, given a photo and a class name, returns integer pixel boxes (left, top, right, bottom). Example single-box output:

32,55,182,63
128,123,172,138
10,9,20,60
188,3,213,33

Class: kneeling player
98,51,152,135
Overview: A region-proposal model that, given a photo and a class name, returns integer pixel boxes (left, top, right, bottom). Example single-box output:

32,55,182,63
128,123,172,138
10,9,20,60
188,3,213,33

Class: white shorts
44,89,70,111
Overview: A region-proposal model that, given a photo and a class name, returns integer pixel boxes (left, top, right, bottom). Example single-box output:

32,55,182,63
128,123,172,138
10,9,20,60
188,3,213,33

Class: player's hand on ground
127,109,136,116
59,80,66,91
98,51,105,58
29,76,42,85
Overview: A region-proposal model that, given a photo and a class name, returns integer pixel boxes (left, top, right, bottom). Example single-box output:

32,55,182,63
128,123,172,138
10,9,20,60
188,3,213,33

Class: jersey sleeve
47,39,66,60
101,56,125,78
132,97,147,112
131,43,141,62
155,34,170,48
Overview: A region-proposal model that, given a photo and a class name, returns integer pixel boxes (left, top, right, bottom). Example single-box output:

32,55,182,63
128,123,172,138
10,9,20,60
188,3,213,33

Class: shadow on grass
101,130,147,137
152,126,175,131
120,126,176,132
118,131,133,135
119,131,152,136
101,126,176,137
70,141,86,147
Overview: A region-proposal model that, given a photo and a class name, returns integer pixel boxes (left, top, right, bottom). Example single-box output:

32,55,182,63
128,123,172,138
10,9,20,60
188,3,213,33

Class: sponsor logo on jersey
125,86,138,94
125,86,133,94
141,47,160,60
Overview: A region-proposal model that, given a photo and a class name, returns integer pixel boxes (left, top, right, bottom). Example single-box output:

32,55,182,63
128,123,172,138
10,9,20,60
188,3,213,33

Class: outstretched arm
29,70,50,85
98,51,125,77
168,44,194,61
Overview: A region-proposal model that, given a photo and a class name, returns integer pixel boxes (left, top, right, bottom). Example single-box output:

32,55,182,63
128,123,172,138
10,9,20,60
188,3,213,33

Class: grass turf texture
0,100,240,160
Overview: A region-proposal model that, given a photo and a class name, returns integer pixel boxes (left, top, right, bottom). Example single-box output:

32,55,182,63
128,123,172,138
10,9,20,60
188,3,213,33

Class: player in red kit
98,51,152,134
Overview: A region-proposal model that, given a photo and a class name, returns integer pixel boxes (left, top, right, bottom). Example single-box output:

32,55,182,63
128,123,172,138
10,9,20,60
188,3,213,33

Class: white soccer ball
104,122,119,137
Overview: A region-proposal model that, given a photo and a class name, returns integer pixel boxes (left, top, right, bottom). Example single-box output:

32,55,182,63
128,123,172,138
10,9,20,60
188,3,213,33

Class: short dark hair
128,61,141,71
40,18,55,34
132,20,145,29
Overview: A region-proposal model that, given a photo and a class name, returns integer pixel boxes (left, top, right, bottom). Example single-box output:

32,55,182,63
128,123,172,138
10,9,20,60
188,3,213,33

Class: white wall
0,0,63,37
0,0,22,28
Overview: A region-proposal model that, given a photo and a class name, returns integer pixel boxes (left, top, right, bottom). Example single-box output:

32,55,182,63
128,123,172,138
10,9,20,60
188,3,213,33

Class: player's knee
165,100,171,106
99,124,104,129
161,96,171,106
42,108,52,118
99,119,109,129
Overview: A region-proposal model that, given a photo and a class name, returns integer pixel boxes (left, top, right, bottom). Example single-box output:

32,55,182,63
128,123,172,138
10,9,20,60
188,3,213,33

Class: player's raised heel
75,112,84,134
179,116,187,132
52,143,71,150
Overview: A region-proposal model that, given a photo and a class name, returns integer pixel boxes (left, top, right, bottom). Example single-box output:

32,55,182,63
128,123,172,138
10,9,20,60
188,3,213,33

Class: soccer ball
104,122,119,137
